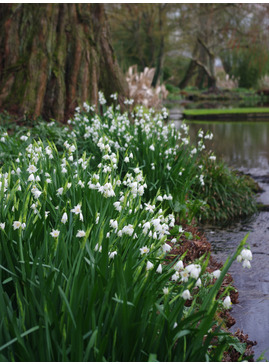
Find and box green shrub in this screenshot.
[192,152,257,223]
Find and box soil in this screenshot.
[166,223,257,361]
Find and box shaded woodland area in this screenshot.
[1,3,269,120]
[108,4,269,90]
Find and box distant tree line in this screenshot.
[107,3,269,89]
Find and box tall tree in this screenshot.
[177,4,236,89]
[0,4,128,122]
[107,4,170,86]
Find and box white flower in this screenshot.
[69,145,76,153]
[21,223,26,229]
[61,212,68,224]
[140,246,149,255]
[241,248,252,261]
[146,261,154,271]
[27,165,37,174]
[31,186,42,199]
[212,269,221,279]
[195,278,202,287]
[71,204,82,215]
[13,221,21,230]
[182,289,191,300]
[149,144,155,151]
[156,264,162,274]
[28,173,35,182]
[209,155,216,161]
[109,219,118,230]
[185,264,201,279]
[223,296,232,309]
[76,230,86,238]
[94,244,102,252]
[180,270,189,282]
[46,178,52,184]
[0,222,5,230]
[163,287,169,295]
[171,272,180,281]
[122,224,134,236]
[45,211,50,219]
[237,254,243,263]
[174,260,184,271]
[109,251,117,259]
[162,243,172,253]
[124,156,129,163]
[133,167,140,174]
[113,201,122,212]
[57,187,64,196]
[242,259,251,269]
[95,213,100,224]
[50,229,60,238]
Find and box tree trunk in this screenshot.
[151,5,165,88]
[0,4,128,122]
[178,43,198,89]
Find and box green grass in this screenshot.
[184,107,269,116]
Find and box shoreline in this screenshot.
[167,223,257,361]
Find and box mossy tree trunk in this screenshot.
[0,4,128,122]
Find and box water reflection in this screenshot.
[187,121,269,172]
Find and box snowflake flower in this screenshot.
[223,296,232,309]
[71,204,82,215]
[57,187,64,196]
[162,243,172,253]
[146,261,154,271]
[212,269,221,279]
[13,221,21,230]
[182,289,191,300]
[174,260,184,271]
[110,219,118,230]
[50,229,60,238]
[27,165,37,174]
[140,246,149,255]
[76,230,86,238]
[163,287,169,295]
[109,251,117,259]
[61,212,68,224]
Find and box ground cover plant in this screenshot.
[0,93,255,361]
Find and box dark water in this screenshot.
[185,120,269,360]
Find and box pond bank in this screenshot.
[168,115,269,360]
[183,107,269,121]
[169,223,257,360]
[200,171,269,361]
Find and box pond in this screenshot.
[186,120,269,360]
